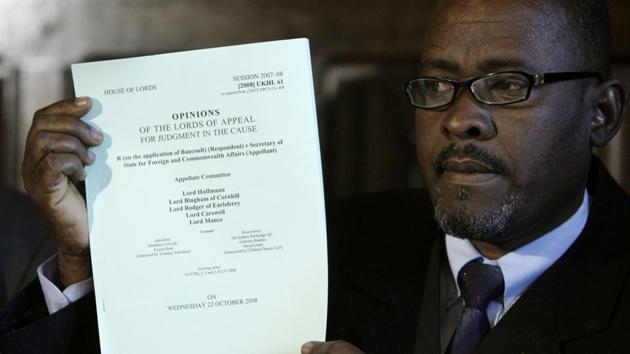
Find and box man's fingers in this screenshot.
[302,341,320,354]
[23,97,101,184]
[23,129,96,185]
[28,153,86,195]
[302,341,364,354]
[28,114,103,147]
[35,97,92,118]
[29,132,95,167]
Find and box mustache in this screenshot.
[432,144,508,175]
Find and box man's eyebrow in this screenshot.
[419,59,460,74]
[418,58,535,75]
[477,59,532,73]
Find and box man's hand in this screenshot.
[22,97,102,288]
[301,341,365,354]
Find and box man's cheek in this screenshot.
[415,142,436,181]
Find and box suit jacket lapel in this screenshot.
[345,234,435,354]
[415,237,442,354]
[476,243,630,354]
[476,158,630,354]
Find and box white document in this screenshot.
[72,38,327,354]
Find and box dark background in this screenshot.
[1,0,628,200]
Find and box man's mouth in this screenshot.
[432,144,508,184]
[442,159,497,174]
[439,156,503,185]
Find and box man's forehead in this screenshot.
[428,0,565,42]
[421,30,544,74]
[421,0,574,73]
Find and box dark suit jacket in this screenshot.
[1,159,628,354]
[327,158,630,354]
[0,187,54,306]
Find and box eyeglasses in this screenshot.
[404,71,602,109]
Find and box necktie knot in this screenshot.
[457,258,504,311]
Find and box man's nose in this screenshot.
[441,92,496,140]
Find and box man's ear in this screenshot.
[590,80,626,147]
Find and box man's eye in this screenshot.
[490,79,527,91]
[428,81,450,92]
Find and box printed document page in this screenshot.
[72,38,327,354]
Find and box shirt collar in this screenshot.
[445,190,590,307]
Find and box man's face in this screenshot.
[416,0,594,244]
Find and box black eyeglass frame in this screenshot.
[404,71,603,110]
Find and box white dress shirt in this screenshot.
[445,190,590,327]
[37,254,94,314]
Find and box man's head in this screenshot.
[413,0,625,249]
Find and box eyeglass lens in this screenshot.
[472,73,530,104]
[407,72,531,108]
[407,79,455,108]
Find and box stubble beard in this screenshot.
[433,185,521,241]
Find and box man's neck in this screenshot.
[470,240,507,260]
[469,190,589,260]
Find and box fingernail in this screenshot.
[301,342,314,354]
[87,150,96,162]
[75,96,90,107]
[91,126,103,141]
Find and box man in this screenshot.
[306,1,629,353]
[1,0,628,353]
